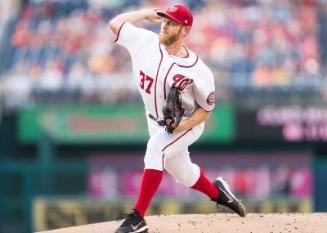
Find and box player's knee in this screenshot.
[172,173,194,187]
[144,156,164,171]
[164,160,200,187]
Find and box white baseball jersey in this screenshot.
[114,22,215,121]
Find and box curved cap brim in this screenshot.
[156,11,182,25]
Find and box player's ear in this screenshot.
[182,26,191,37]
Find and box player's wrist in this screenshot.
[142,9,162,23]
[141,9,154,17]
[177,120,190,131]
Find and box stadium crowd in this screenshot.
[0,0,323,108]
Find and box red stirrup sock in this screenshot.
[191,168,219,200]
[134,169,163,217]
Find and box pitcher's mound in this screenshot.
[37,213,327,233]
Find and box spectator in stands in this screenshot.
[1,0,322,107]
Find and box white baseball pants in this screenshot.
[144,115,205,187]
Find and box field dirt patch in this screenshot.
[38,213,327,233]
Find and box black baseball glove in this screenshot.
[148,87,185,133]
[161,87,185,133]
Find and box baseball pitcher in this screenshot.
[109,4,246,233]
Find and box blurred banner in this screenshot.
[237,106,327,143]
[33,152,313,231]
[18,104,235,144]
[19,104,327,145]
[18,105,147,144]
[88,152,313,201]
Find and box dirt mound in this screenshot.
[37,213,327,233]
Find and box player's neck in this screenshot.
[165,42,188,58]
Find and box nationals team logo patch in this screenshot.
[207,92,215,105]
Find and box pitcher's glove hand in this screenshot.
[161,87,185,134]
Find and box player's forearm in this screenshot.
[177,107,211,132]
[109,9,156,34]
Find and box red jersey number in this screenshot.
[140,71,154,94]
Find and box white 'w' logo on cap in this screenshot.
[168,7,177,12]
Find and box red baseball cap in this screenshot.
[157,5,193,27]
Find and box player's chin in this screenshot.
[160,37,174,46]
[159,34,166,43]
[159,33,171,43]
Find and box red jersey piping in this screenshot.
[113,22,126,43]
[154,43,164,117]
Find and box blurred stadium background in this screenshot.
[0,0,327,232]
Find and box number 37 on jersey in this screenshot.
[139,70,193,94]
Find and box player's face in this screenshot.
[159,18,184,46]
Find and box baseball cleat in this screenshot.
[115,209,148,233]
[213,177,247,217]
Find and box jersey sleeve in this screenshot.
[193,69,216,111]
[114,22,158,55]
